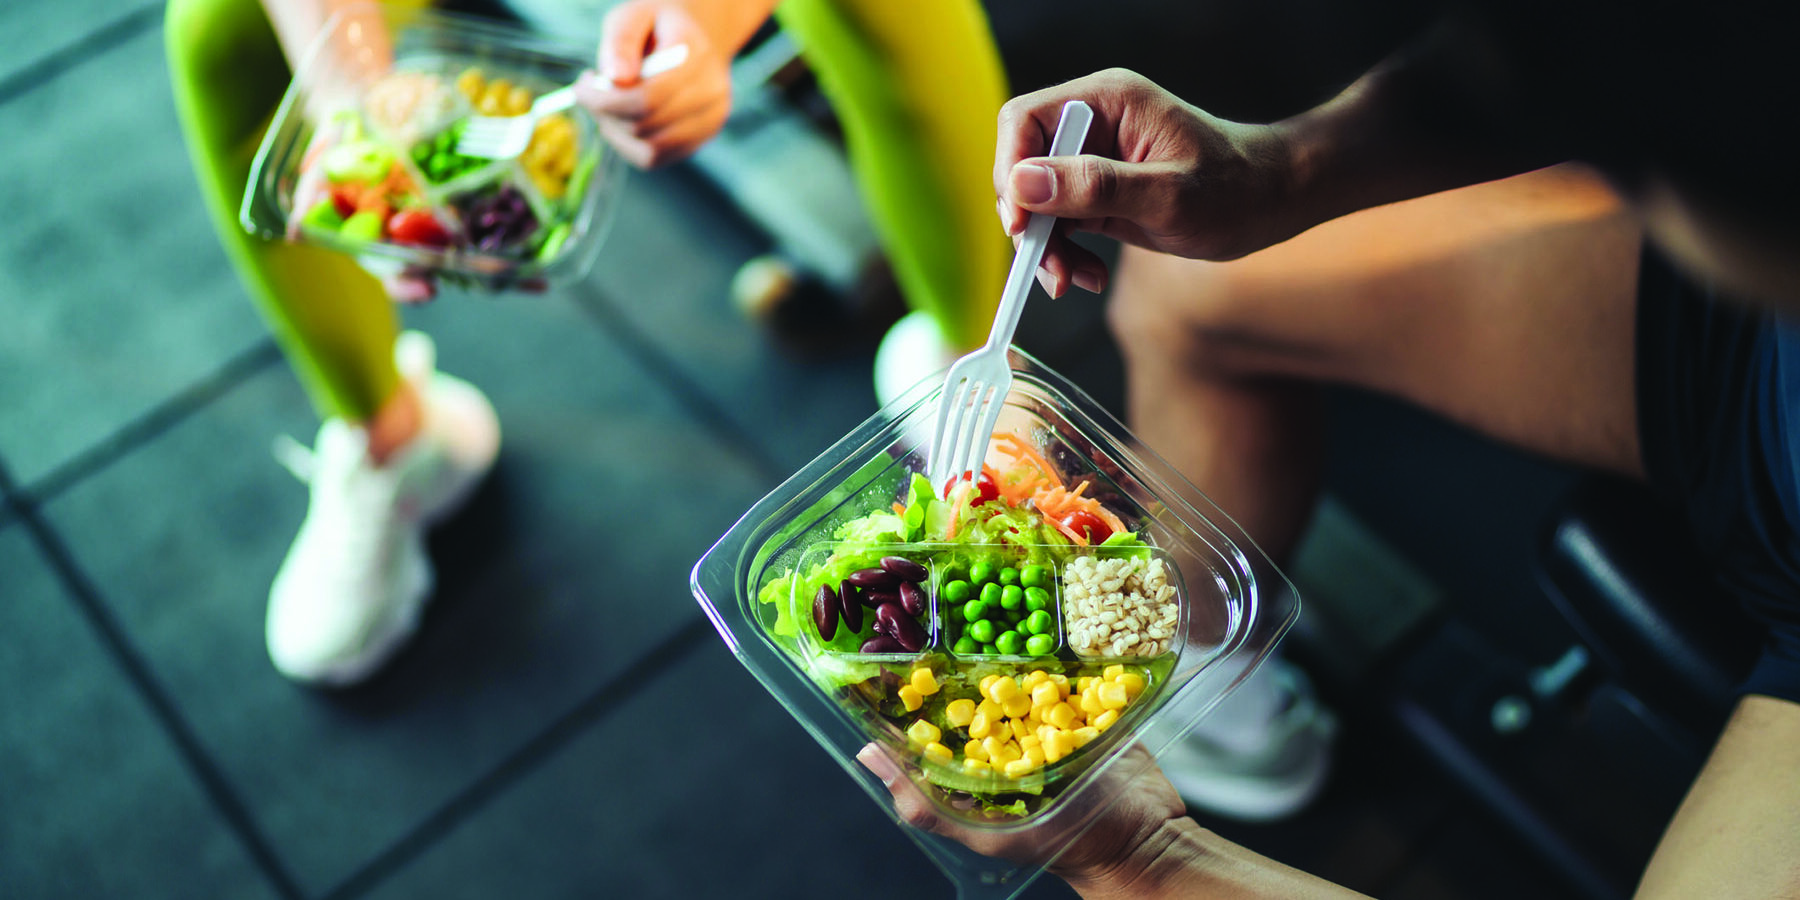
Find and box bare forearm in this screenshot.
[664,0,776,55]
[1270,34,1555,241]
[1065,817,1375,900]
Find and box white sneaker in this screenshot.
[1159,660,1338,823]
[265,332,500,686]
[873,309,963,408]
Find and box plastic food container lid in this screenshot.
[241,4,625,292]
[691,348,1298,899]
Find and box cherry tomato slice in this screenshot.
[386,208,453,247]
[943,471,1000,506]
[1058,510,1113,543]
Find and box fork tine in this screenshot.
[931,376,971,487]
[961,384,1001,484]
[949,382,994,489]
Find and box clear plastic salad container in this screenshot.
[691,349,1299,898]
[241,4,624,291]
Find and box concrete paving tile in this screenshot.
[582,169,882,477]
[41,294,770,896]
[0,0,159,87]
[363,639,957,899]
[0,25,268,488]
[0,524,279,900]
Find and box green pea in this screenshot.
[979,582,1002,607]
[962,599,987,623]
[1021,564,1049,589]
[943,579,972,603]
[939,562,966,583]
[946,603,964,623]
[953,636,978,655]
[1000,584,1023,611]
[1025,633,1056,656]
[1024,609,1054,635]
[968,618,996,644]
[980,643,999,655]
[995,630,1023,655]
[1024,586,1050,612]
[999,566,1020,586]
[970,560,996,585]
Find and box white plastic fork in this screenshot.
[927,99,1094,492]
[454,43,689,160]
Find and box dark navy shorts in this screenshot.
[1635,246,1800,704]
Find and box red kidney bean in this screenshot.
[876,602,927,652]
[848,567,898,589]
[898,582,926,617]
[839,580,862,611]
[861,635,906,654]
[880,556,929,583]
[839,583,863,633]
[813,585,839,640]
[861,588,898,609]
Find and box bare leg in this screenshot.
[1107,163,1643,561]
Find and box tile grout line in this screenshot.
[319,615,717,900]
[0,456,306,900]
[0,2,163,109]
[20,338,285,510]
[560,287,788,483]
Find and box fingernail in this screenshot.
[857,745,901,787]
[1036,266,1057,298]
[1073,269,1105,294]
[1013,163,1054,206]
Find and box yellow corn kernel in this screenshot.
[1093,709,1120,731]
[1044,740,1065,764]
[1076,676,1096,694]
[1031,682,1061,709]
[1104,664,1126,681]
[1002,693,1033,719]
[922,741,954,764]
[968,711,993,740]
[1099,682,1130,710]
[1037,724,1059,746]
[1046,701,1079,729]
[505,84,533,116]
[986,676,1020,703]
[910,668,941,696]
[1117,671,1147,700]
[898,685,924,712]
[975,698,1003,721]
[455,68,485,101]
[1079,690,1105,716]
[964,739,989,762]
[1049,730,1079,759]
[907,719,942,746]
[1003,758,1039,778]
[962,757,991,773]
[1050,673,1071,694]
[1008,717,1031,741]
[1018,733,1041,751]
[1023,744,1046,766]
[945,698,976,728]
[982,735,1010,762]
[478,80,513,116]
[1021,670,1049,690]
[1072,726,1101,747]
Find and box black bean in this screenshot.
[880,556,929,583]
[898,582,926,617]
[812,585,838,641]
[848,567,899,589]
[860,635,906,654]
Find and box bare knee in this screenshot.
[1105,250,1294,379]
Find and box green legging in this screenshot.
[776,0,1011,353]
[166,0,1009,421]
[166,0,401,423]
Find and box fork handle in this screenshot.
[985,100,1094,352]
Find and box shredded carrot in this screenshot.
[892,501,906,516]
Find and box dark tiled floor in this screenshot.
[3,4,1689,900]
